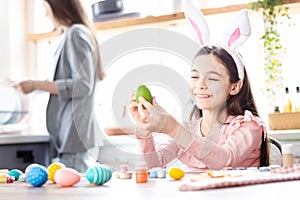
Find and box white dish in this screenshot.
[0,84,28,125]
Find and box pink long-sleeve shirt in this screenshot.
[138,110,267,170]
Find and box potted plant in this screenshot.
[249,0,290,113]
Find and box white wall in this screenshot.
[0,1,10,78]
[0,0,27,81]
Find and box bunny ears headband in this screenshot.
[184,1,251,80]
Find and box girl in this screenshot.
[17,0,104,172]
[128,4,269,171]
[129,45,269,171]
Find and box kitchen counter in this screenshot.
[0,133,49,145]
[269,129,300,141]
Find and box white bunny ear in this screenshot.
[222,9,251,49]
[184,1,210,46]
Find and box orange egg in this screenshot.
[47,162,66,182]
[54,168,81,187]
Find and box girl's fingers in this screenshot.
[128,101,137,109]
[152,96,157,105]
[138,96,153,111]
[129,90,136,101]
[128,91,153,124]
[137,103,150,123]
[137,103,146,118]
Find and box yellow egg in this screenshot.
[168,168,185,180]
[47,162,66,182]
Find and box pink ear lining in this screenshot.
[228,28,241,47]
[188,18,204,45]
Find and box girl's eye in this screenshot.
[190,73,199,79]
[207,77,219,81]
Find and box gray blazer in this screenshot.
[46,24,101,157]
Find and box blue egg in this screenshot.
[85,165,112,185]
[26,165,48,187]
[8,169,23,181]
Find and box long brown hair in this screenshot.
[190,45,269,166]
[45,0,104,80]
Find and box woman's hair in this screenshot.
[45,0,104,80]
[190,45,269,166]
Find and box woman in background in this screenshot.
[17,0,104,172]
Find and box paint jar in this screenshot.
[157,168,166,178]
[282,144,294,167]
[119,164,129,172]
[135,166,148,183]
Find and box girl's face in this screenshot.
[190,54,235,111]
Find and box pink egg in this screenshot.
[54,168,80,187]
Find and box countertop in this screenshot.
[0,172,300,200]
[0,123,49,145]
[269,129,300,141]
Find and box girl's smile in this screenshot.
[193,93,212,98]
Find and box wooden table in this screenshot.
[0,173,300,200]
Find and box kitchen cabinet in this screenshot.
[0,133,50,171]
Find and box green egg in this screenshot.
[8,169,23,181]
[136,85,153,104]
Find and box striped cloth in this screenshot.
[270,163,300,174]
[179,164,300,191]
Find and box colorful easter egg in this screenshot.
[8,169,23,181]
[18,174,27,182]
[6,176,14,183]
[168,168,185,180]
[136,85,153,104]
[0,173,8,183]
[54,168,80,187]
[26,165,48,187]
[47,162,66,182]
[25,163,42,174]
[85,165,112,185]
[0,169,9,173]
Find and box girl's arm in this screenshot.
[175,121,262,169]
[137,136,180,169]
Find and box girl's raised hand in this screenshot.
[128,91,151,138]
[128,93,180,139]
[137,96,180,138]
[128,91,150,124]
